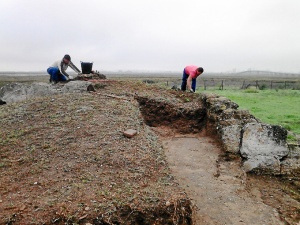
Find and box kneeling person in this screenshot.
[47,54,81,83]
[181,65,204,92]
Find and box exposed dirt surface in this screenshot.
[135,95,206,134]
[160,131,283,224]
[0,80,299,224]
[246,175,300,224]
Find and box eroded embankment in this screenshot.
[135,96,206,134]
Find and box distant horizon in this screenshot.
[0,69,300,75]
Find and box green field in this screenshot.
[199,88,300,139]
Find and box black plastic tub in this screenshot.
[81,62,93,74]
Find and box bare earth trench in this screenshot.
[159,130,285,225]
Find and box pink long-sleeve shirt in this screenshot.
[184,65,198,79]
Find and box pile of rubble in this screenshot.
[74,71,106,81]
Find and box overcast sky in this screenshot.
[0,0,300,73]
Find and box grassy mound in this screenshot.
[0,81,196,224]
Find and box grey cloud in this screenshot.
[0,0,299,73]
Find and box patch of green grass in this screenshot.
[199,89,300,135]
[287,134,298,142]
[0,81,9,88]
[244,89,259,93]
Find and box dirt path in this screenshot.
[162,134,284,225]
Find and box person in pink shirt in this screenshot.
[181,65,204,92]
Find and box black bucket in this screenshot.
[81,62,93,74]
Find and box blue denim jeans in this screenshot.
[47,67,67,82]
[181,69,196,91]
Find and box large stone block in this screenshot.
[220,125,242,153]
[281,144,300,176]
[0,81,93,104]
[287,144,300,158]
[0,82,58,103]
[280,158,300,176]
[206,96,239,114]
[243,156,281,174]
[61,81,92,93]
[240,122,289,172]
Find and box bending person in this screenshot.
[181,65,204,92]
[47,54,81,83]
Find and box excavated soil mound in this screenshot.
[0,83,192,225]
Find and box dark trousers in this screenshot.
[181,69,196,91]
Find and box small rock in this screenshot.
[166,201,171,206]
[79,214,88,220]
[84,206,90,211]
[87,84,96,92]
[219,164,227,170]
[123,129,137,138]
[34,182,38,185]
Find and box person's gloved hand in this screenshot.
[189,88,194,93]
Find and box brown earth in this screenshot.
[0,80,299,224]
[0,81,193,225]
[156,128,300,224]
